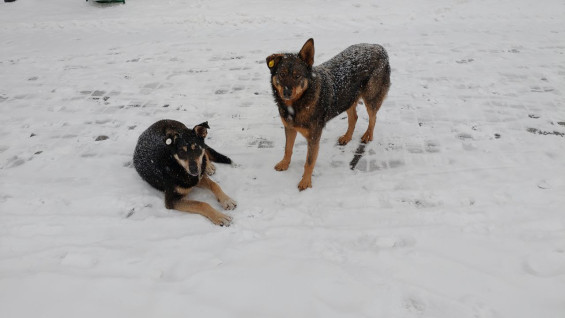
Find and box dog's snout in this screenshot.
[188,160,200,176]
[283,86,292,98]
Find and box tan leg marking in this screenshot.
[360,78,388,143]
[298,132,321,191]
[198,175,237,210]
[275,126,298,171]
[361,107,377,143]
[173,199,232,226]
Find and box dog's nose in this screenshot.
[188,161,200,176]
[283,87,292,99]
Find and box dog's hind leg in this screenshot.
[360,103,377,143]
[361,87,388,143]
[338,102,358,145]
[360,98,382,144]
[361,79,390,143]
[361,61,390,143]
[165,190,232,226]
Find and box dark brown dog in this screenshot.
[267,38,391,190]
[133,120,236,226]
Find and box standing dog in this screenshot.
[133,119,236,226]
[267,38,391,190]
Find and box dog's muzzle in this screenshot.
[187,161,200,176]
[283,87,292,99]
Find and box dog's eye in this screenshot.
[294,74,301,79]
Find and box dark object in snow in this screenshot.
[126,208,135,218]
[133,119,236,226]
[5,0,17,3]
[267,38,391,190]
[349,144,366,170]
[526,128,564,137]
[86,0,125,4]
[95,135,109,141]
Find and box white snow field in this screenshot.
[1,0,564,317]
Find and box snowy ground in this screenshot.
[1,0,564,317]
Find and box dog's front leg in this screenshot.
[298,131,321,191]
[198,175,237,210]
[275,126,297,171]
[174,199,233,226]
[165,190,232,226]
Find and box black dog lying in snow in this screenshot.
[133,119,236,226]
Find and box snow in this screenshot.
[1,0,564,317]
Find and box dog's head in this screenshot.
[165,122,209,177]
[266,38,315,104]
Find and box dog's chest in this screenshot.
[281,107,308,126]
[280,112,313,138]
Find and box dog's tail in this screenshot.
[206,147,232,164]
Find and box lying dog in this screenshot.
[267,38,391,190]
[133,119,236,226]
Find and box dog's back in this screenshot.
[133,120,185,191]
[134,119,232,192]
[317,44,390,120]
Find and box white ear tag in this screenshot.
[166,138,172,145]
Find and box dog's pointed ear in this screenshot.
[193,121,209,138]
[266,54,283,70]
[298,38,315,67]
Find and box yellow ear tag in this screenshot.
[268,60,275,68]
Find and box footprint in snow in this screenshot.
[354,159,405,172]
[4,156,26,169]
[249,138,274,149]
[60,253,97,268]
[523,249,565,277]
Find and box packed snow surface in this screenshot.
[1,0,564,317]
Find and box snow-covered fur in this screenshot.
[133,119,236,226]
[267,38,391,190]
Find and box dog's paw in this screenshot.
[206,162,216,175]
[297,178,312,191]
[338,135,352,145]
[274,160,290,171]
[361,131,373,143]
[220,197,237,210]
[210,211,232,227]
